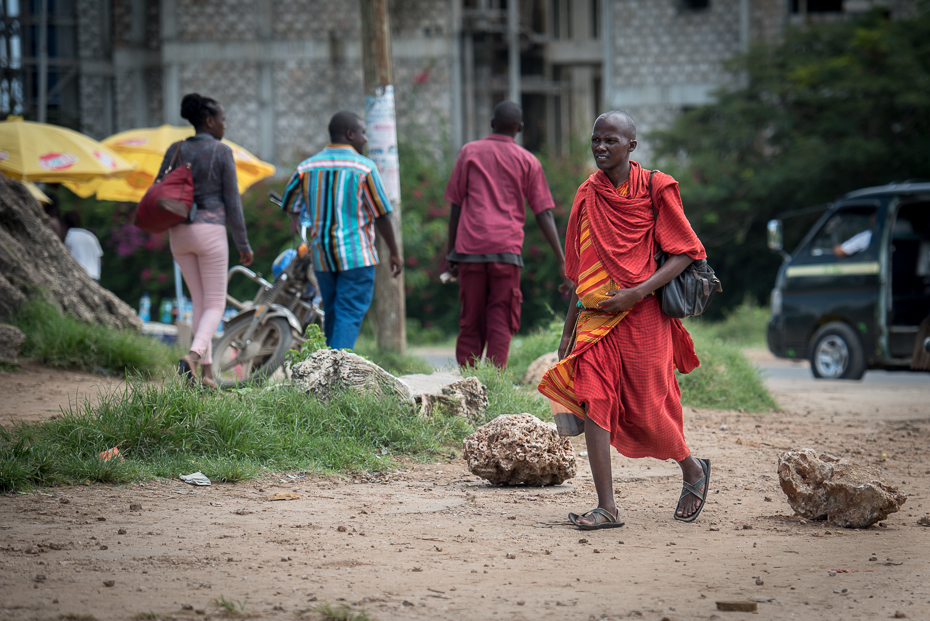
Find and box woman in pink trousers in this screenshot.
[156,93,253,388]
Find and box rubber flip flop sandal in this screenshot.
[569,507,625,530]
[674,458,711,523]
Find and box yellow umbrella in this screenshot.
[23,180,52,204]
[63,125,276,202]
[0,116,135,183]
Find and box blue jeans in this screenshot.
[315,266,376,350]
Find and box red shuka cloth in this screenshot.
[543,163,705,461]
[564,163,706,287]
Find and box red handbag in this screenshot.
[134,142,194,234]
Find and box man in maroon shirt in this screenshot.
[445,101,568,368]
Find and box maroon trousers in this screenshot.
[456,262,522,368]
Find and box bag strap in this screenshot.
[648,169,659,220]
[164,141,183,175]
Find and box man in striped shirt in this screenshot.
[281,111,402,350]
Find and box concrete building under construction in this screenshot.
[1,0,919,166]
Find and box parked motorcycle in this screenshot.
[212,192,323,388]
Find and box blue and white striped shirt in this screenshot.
[280,145,392,272]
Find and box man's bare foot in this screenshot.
[572,506,620,527]
[676,456,709,520]
[200,364,217,389]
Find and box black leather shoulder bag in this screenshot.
[648,170,722,318]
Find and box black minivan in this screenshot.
[766,181,930,379]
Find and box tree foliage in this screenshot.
[651,5,930,310]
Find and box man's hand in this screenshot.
[389,254,403,278]
[597,288,643,314]
[558,261,573,294]
[240,250,254,267]
[447,261,459,278]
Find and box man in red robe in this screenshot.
[539,111,711,528]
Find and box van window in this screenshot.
[809,207,878,258]
[890,202,930,328]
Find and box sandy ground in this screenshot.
[0,361,124,427]
[1,356,929,621]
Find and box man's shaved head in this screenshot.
[328,111,363,142]
[595,110,636,139]
[491,101,523,136]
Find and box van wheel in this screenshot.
[809,322,866,380]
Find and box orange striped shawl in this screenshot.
[538,183,633,417]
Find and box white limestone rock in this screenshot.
[463,414,576,486]
[778,448,906,528]
[290,349,410,402]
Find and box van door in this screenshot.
[781,201,883,361]
[887,198,930,361]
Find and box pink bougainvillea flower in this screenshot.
[141,268,152,280]
[414,70,429,84]
[406,255,418,267]
[412,188,423,199]
[157,273,168,283]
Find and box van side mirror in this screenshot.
[767,219,784,251]
[767,219,790,261]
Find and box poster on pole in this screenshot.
[365,85,401,203]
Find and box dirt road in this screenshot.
[1,362,929,621]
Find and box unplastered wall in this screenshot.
[165,0,454,166]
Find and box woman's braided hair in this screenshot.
[180,93,221,128]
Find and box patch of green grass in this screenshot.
[0,377,473,492]
[11,299,178,377]
[679,330,777,412]
[507,320,561,383]
[313,603,371,621]
[466,361,550,424]
[212,595,250,617]
[685,303,770,348]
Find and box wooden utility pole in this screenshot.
[360,0,406,354]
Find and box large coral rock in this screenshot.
[0,176,141,330]
[522,351,559,385]
[463,414,576,486]
[778,449,906,528]
[290,349,411,402]
[0,324,26,364]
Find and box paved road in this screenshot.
[745,349,930,421]
[757,360,930,385]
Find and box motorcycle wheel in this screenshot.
[214,316,293,388]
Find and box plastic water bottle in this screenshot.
[182,299,193,324]
[139,293,151,323]
[160,299,173,324]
